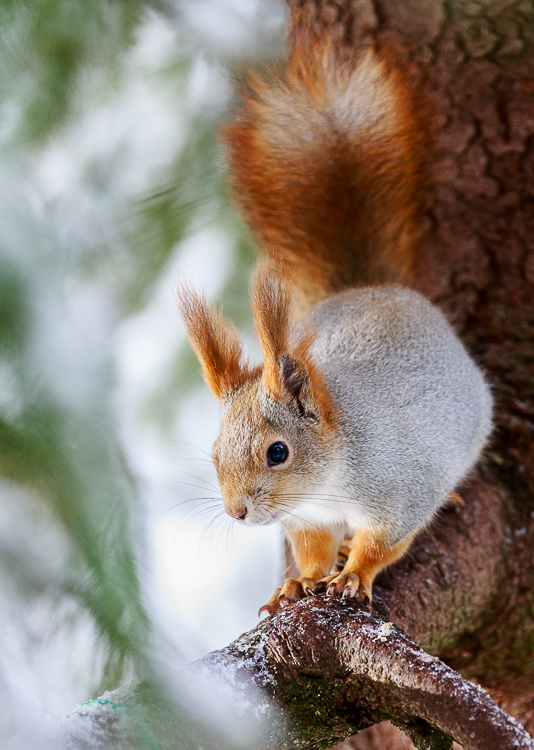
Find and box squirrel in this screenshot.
[177,13,493,614]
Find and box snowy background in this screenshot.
[0,0,287,743]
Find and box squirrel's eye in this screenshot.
[267,441,288,466]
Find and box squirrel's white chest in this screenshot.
[283,459,371,534]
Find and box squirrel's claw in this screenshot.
[300,577,315,595]
[315,572,372,602]
[258,587,282,617]
[312,575,336,594]
[326,572,360,598]
[259,577,314,617]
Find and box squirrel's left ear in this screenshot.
[177,282,252,401]
[252,268,334,423]
[252,266,291,399]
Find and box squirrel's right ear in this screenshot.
[177,283,251,401]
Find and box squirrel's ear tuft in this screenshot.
[177,282,251,401]
[251,268,336,425]
[252,266,291,397]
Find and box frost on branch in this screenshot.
[52,597,533,750]
[190,597,533,750]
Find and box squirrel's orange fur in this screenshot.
[251,267,291,396]
[223,14,422,314]
[176,284,258,400]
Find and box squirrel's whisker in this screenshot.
[275,491,354,501]
[266,502,327,535]
[180,503,224,528]
[273,493,355,506]
[279,518,297,548]
[199,511,228,553]
[171,457,214,464]
[163,480,222,494]
[157,497,222,523]
[167,506,224,552]
[168,468,220,493]
[161,439,213,459]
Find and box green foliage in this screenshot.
[0,0,143,143]
[0,258,27,356]
[0,403,149,654]
[126,111,223,311]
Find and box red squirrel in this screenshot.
[177,13,493,614]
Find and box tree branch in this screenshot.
[56,597,532,750]
[191,597,533,750]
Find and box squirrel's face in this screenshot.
[177,268,336,525]
[213,376,335,525]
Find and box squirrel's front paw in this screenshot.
[314,572,372,602]
[258,577,315,616]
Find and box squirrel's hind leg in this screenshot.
[259,526,340,616]
[314,527,415,602]
[449,491,465,506]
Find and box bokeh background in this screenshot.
[0,0,287,743]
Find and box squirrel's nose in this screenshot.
[231,507,247,521]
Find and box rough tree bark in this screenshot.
[60,1,534,748]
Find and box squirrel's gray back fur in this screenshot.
[306,285,493,542]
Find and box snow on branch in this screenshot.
[192,597,534,750]
[42,595,534,750]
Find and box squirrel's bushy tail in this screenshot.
[223,13,423,312]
